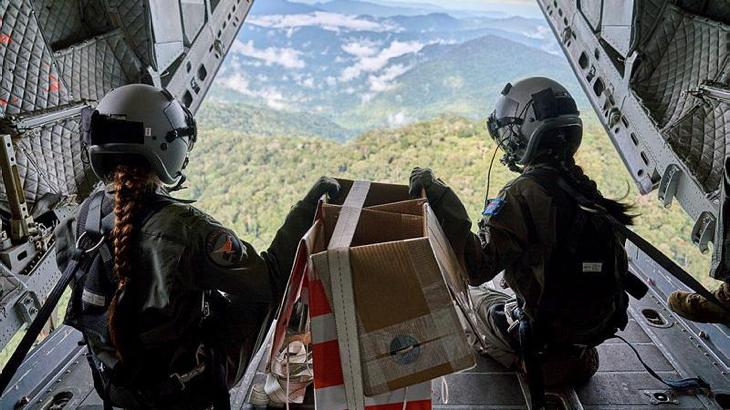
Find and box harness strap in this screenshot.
[0,241,94,395]
[0,191,114,394]
[153,362,207,396]
[84,192,107,238]
[515,307,546,410]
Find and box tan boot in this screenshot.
[667,282,730,325]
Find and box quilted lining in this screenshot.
[5,117,97,206]
[54,29,141,102]
[637,0,670,45]
[0,0,70,116]
[678,0,730,25]
[33,0,114,50]
[33,0,89,49]
[664,98,730,193]
[107,0,153,70]
[632,4,730,128]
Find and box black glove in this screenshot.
[303,176,341,205]
[409,167,443,198]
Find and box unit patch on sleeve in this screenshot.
[483,198,506,216]
[206,229,246,267]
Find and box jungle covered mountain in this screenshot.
[181,113,714,288]
[194,0,714,288]
[209,0,564,131]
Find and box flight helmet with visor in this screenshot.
[487,77,582,171]
[82,84,197,186]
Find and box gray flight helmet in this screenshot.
[486,77,582,168]
[82,84,197,185]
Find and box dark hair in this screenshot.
[557,155,636,225]
[107,164,157,361]
[533,130,636,226]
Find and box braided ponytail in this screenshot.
[558,155,636,226]
[108,164,157,361]
[532,129,636,226]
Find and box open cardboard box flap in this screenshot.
[310,180,475,397]
[320,203,424,247]
[330,178,412,207]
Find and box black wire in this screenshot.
[484,101,532,212]
[614,335,708,390]
[484,144,500,212]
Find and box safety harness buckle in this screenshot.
[75,232,106,254]
[170,362,206,391]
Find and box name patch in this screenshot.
[582,262,603,273]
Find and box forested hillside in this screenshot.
[197,102,358,141]
[180,114,715,288]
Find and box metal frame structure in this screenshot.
[536,0,723,259]
[0,0,255,356]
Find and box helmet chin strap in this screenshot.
[168,174,187,192]
[498,130,526,174]
[167,156,191,192]
[502,156,524,174]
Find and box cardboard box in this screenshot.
[310,179,475,398]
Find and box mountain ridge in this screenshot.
[335,34,583,129]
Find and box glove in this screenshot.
[409,167,442,198]
[303,176,341,205]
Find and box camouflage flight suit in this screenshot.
[420,171,561,369]
[55,188,317,393]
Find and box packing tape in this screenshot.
[329,180,371,249]
[328,180,371,410]
[358,307,472,396]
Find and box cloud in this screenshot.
[342,40,380,58]
[231,40,305,69]
[249,12,401,33]
[299,76,315,88]
[340,41,425,81]
[522,26,551,40]
[388,111,413,128]
[368,64,411,92]
[222,73,288,110]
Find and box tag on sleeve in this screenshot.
[483,198,505,216]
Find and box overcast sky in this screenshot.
[291,0,543,18]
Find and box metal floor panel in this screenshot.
[14,249,730,410]
[15,292,730,409]
[229,282,728,409]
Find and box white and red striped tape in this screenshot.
[306,269,432,410]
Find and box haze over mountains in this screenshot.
[193,0,714,284]
[208,0,577,134]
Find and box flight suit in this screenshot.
[55,188,317,402]
[420,171,563,369]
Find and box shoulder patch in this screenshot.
[483,198,505,216]
[206,229,246,267]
